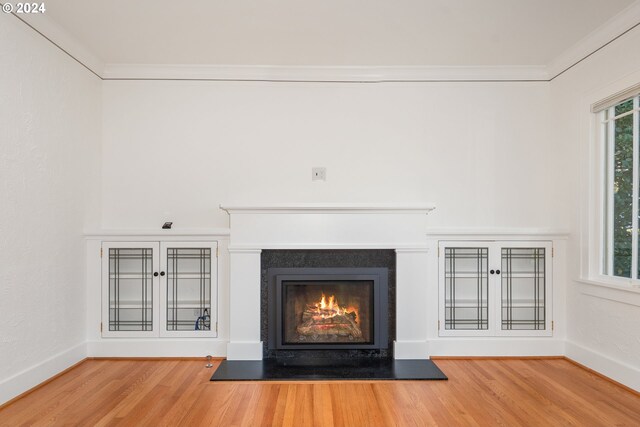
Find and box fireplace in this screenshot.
[268,268,389,351]
[281,278,374,346]
[262,249,395,359]
[222,204,432,361]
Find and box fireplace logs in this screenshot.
[267,267,389,352]
[295,293,363,341]
[298,306,361,340]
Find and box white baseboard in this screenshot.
[427,338,565,357]
[226,342,263,360]
[0,342,87,405]
[4,338,637,407]
[565,341,640,392]
[87,339,227,358]
[394,340,429,359]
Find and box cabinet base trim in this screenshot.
[427,339,565,357]
[87,340,227,358]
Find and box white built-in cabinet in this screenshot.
[438,240,552,337]
[101,241,218,338]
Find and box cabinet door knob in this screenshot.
[496,269,501,275]
[490,270,495,275]
[153,272,159,277]
[160,271,166,276]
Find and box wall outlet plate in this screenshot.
[312,167,326,181]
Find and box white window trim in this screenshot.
[601,99,640,280]
[581,77,640,294]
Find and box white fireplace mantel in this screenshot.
[220,203,436,251]
[221,202,435,360]
[220,203,436,215]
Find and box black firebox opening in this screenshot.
[282,280,375,346]
[269,269,388,351]
[261,250,395,360]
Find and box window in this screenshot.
[602,94,640,278]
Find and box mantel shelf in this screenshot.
[219,203,436,215]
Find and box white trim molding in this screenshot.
[83,229,230,239]
[10,1,640,84]
[228,244,429,251]
[426,227,570,240]
[428,339,565,357]
[394,247,430,253]
[222,203,434,249]
[220,203,435,215]
[548,1,640,79]
[0,342,87,405]
[13,13,104,77]
[102,64,548,82]
[566,340,640,392]
[87,339,227,358]
[227,248,263,254]
[579,67,640,288]
[577,279,640,307]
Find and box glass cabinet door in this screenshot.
[160,242,217,337]
[499,244,552,335]
[101,242,160,337]
[439,240,552,337]
[440,245,491,334]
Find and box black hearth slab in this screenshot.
[210,358,447,381]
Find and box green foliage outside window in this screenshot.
[612,99,635,277]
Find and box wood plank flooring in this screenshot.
[1,358,639,426]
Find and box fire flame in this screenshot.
[314,293,358,322]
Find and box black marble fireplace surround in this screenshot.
[261,249,396,360]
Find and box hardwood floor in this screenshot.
[1,358,639,426]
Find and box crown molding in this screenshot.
[12,0,640,83]
[548,0,640,80]
[14,13,104,77]
[101,64,549,82]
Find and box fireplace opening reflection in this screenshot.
[283,281,374,345]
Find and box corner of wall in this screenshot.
[0,342,87,405]
[566,341,640,392]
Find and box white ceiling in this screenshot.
[34,0,637,67]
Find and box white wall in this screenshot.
[551,24,640,390]
[101,80,562,231]
[0,13,101,403]
[99,67,574,362]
